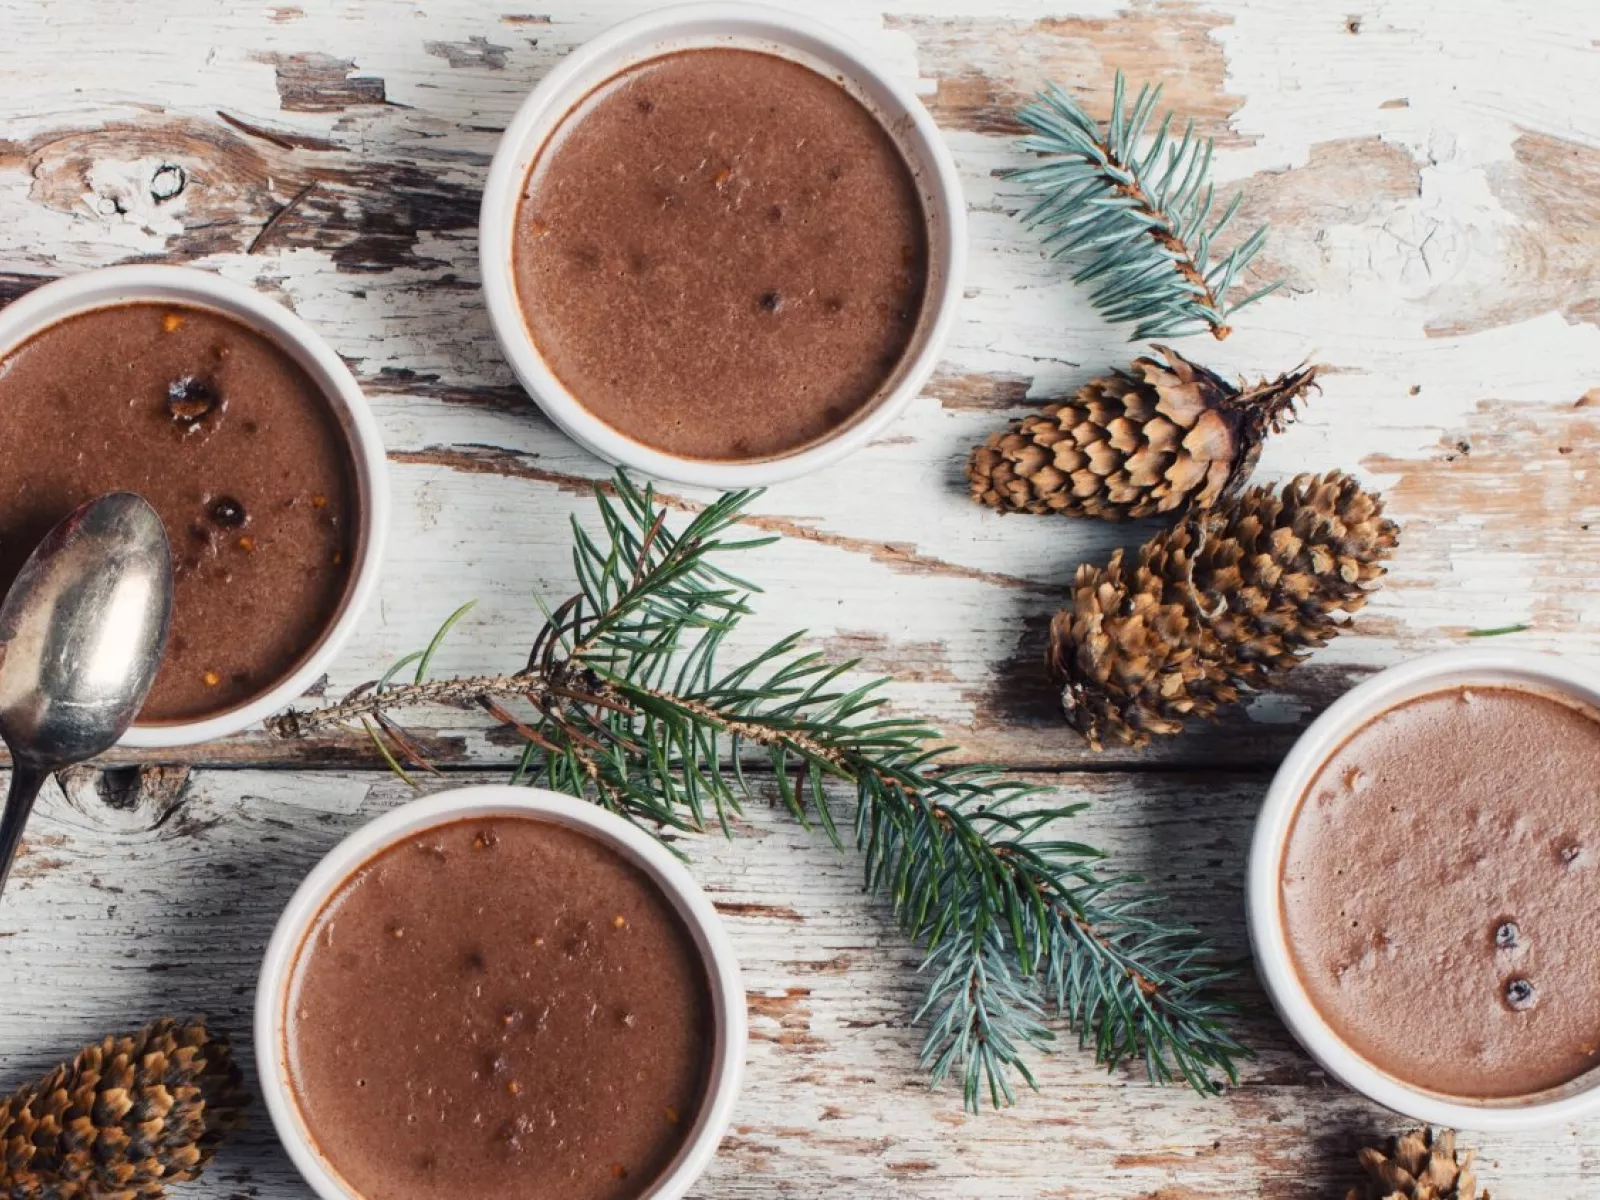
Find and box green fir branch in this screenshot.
[1011,71,1279,341]
[268,472,1248,1110]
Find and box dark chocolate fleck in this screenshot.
[166,375,220,424]
[208,496,247,528]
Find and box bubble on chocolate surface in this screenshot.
[208,495,246,528]
[1505,977,1538,1011]
[165,375,220,424]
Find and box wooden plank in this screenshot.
[0,0,1596,773]
[1,765,1594,1197]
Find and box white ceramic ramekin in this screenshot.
[256,785,746,1200]
[478,2,967,488]
[0,265,388,747]
[1249,648,1600,1131]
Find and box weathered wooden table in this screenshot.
[2,1,1598,1194]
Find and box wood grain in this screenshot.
[1431,131,1600,337]
[0,1,1592,778]
[884,3,1244,140]
[1,0,1599,1194]
[2,765,1595,1198]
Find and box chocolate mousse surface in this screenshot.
[0,302,355,723]
[286,817,712,1200]
[513,47,929,461]
[1281,684,1600,1099]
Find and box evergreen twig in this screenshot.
[1011,71,1278,341]
[269,473,1248,1109]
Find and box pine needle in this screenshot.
[269,471,1248,1110]
[1011,72,1278,341]
[416,600,476,682]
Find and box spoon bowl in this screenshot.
[0,493,173,893]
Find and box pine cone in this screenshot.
[1346,1127,1488,1200]
[1048,471,1399,748]
[0,1017,247,1199]
[967,345,1318,519]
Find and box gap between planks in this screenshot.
[15,757,1277,778]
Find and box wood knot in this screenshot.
[57,764,192,832]
[150,163,188,203]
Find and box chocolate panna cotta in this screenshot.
[1280,684,1600,1100]
[513,46,930,462]
[285,817,713,1200]
[0,302,356,723]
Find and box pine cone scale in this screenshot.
[1347,1127,1488,1200]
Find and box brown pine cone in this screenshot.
[0,1017,247,1199]
[967,345,1318,519]
[1346,1127,1488,1200]
[1048,471,1399,748]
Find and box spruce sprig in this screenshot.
[1012,71,1278,341]
[269,473,1248,1109]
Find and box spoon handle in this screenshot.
[0,763,49,896]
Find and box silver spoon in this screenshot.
[0,493,173,895]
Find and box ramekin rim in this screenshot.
[253,784,747,1200]
[0,264,390,748]
[1247,647,1600,1131]
[476,1,968,488]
